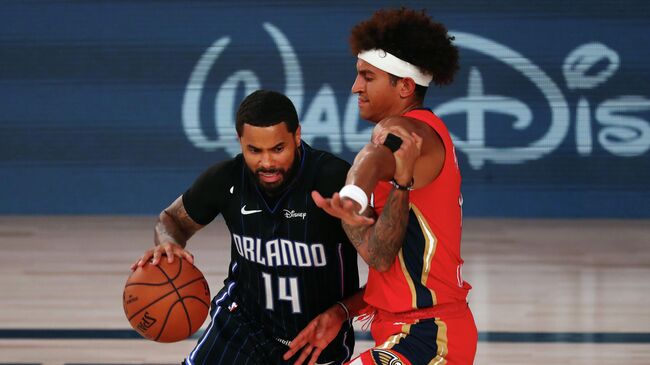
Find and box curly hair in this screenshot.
[350,8,459,88]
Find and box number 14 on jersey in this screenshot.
[261,272,301,313]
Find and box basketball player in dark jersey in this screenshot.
[133,90,359,365]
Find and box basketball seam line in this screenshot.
[155,261,193,341]
[126,276,207,322]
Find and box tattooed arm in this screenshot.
[343,188,410,272]
[313,116,444,272]
[339,132,415,272]
[154,196,204,248]
[131,196,205,269]
[312,127,419,272]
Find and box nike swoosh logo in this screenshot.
[315,362,334,365]
[241,205,262,215]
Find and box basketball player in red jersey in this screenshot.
[284,8,477,365]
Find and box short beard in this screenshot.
[253,148,301,196]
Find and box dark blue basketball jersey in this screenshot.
[182,142,359,363]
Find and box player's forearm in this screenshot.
[154,197,205,249]
[343,187,409,272]
[341,143,409,271]
[367,188,409,271]
[340,286,367,318]
[342,218,372,260]
[346,144,395,192]
[154,210,190,248]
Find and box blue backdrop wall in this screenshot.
[1,0,649,217]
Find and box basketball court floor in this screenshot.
[1,216,649,364]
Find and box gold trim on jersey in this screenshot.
[427,318,449,365]
[397,248,418,308]
[377,322,416,350]
[411,203,439,306]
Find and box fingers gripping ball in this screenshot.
[123,257,210,342]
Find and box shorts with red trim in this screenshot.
[345,302,477,365]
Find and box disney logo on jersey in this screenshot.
[283,209,306,219]
[182,24,649,169]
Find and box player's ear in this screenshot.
[294,125,301,147]
[399,77,417,99]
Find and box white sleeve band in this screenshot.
[339,184,368,214]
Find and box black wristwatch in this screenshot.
[390,178,414,191]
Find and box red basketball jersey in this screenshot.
[364,109,471,313]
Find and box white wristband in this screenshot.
[339,184,368,214]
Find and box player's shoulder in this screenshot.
[304,143,350,177]
[304,142,350,168]
[379,110,438,131]
[194,155,242,185]
[205,155,241,172]
[377,109,447,145]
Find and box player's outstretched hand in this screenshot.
[283,304,347,365]
[130,242,194,271]
[311,191,374,227]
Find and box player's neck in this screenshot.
[400,102,423,115]
[381,100,423,121]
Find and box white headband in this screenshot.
[358,49,433,87]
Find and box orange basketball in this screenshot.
[123,257,211,342]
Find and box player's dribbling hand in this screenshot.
[311,191,375,227]
[130,242,194,271]
[283,304,347,365]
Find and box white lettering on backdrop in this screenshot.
[182,23,650,169]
